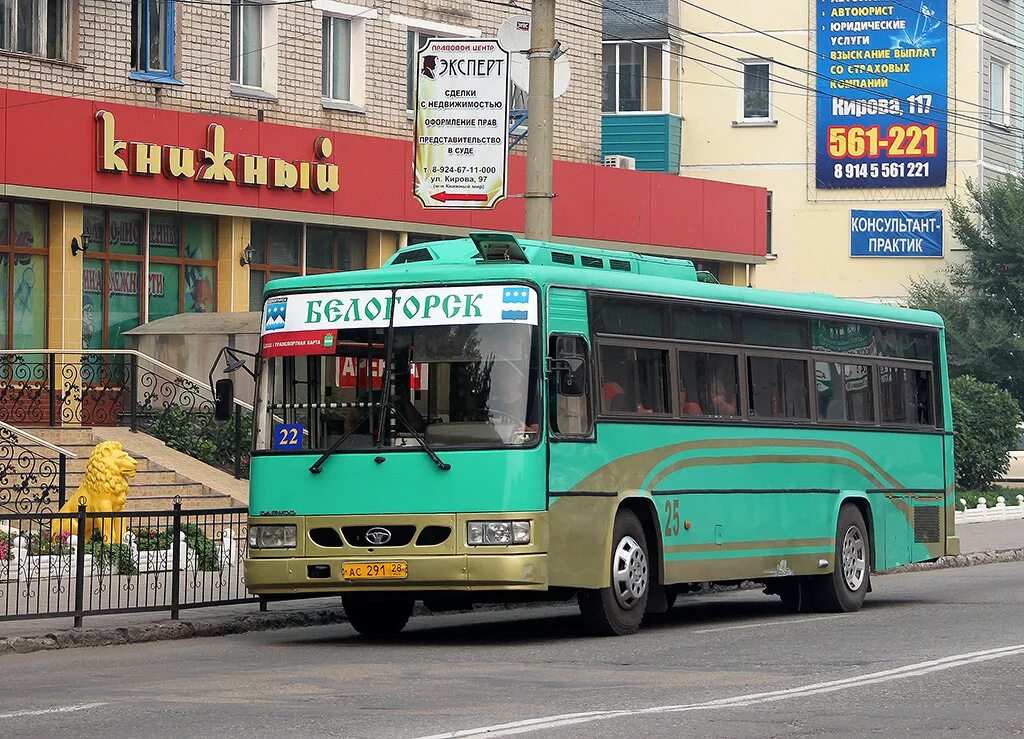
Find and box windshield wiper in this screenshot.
[308,406,374,474]
[388,402,452,472]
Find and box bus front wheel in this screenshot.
[342,594,415,638]
[808,504,870,612]
[578,510,650,636]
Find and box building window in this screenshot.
[766,191,773,255]
[147,213,217,322]
[249,221,300,311]
[322,15,352,102]
[742,61,771,120]
[248,222,368,310]
[991,61,1009,125]
[306,226,366,274]
[82,208,145,350]
[602,41,683,115]
[407,29,443,111]
[315,1,374,108]
[131,0,175,80]
[230,0,264,89]
[0,200,48,350]
[0,0,70,60]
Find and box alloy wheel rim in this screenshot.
[611,535,648,609]
[841,525,866,591]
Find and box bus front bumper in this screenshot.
[245,553,548,594]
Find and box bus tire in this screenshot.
[578,509,650,636]
[809,504,870,613]
[342,594,415,638]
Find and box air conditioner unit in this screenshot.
[603,154,636,170]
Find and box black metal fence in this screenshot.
[0,351,250,479]
[0,502,256,625]
[0,423,71,514]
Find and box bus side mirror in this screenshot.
[555,355,587,397]
[214,378,234,422]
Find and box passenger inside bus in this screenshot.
[678,383,703,415]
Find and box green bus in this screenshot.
[237,233,956,636]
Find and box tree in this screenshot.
[907,175,1024,408]
[949,376,1021,491]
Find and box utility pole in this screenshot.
[524,0,555,241]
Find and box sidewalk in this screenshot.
[1,519,1020,654]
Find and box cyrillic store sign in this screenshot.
[850,210,943,257]
[95,111,340,193]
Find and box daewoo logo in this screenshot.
[364,527,392,545]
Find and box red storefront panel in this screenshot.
[0,87,766,258]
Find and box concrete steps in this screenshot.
[12,427,244,512]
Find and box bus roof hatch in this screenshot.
[470,232,529,264]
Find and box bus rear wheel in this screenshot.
[342,594,415,638]
[808,504,870,613]
[578,510,650,636]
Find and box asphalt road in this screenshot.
[2,563,1023,738]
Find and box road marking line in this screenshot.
[417,644,1024,738]
[0,703,107,719]
[692,614,845,633]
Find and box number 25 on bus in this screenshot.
[216,231,956,637]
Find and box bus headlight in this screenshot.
[467,520,531,546]
[248,525,297,549]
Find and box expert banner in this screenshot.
[815,0,947,189]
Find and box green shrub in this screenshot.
[951,375,1022,491]
[84,541,138,575]
[181,523,221,572]
[146,406,252,478]
[132,527,176,551]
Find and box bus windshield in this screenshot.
[255,321,540,452]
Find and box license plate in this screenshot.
[341,561,408,580]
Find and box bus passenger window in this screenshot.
[677,351,740,417]
[880,366,932,425]
[748,355,810,419]
[599,344,670,415]
[816,361,874,423]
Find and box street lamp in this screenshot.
[239,242,255,266]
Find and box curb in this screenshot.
[2,551,1022,655]
[885,547,1024,574]
[0,606,351,656]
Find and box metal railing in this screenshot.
[0,501,255,625]
[0,350,252,479]
[0,421,77,514]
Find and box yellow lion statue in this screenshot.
[56,441,138,544]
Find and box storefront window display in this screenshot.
[83,208,217,349]
[0,200,48,350]
[148,213,217,322]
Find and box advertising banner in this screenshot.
[816,0,947,189]
[413,38,510,209]
[850,209,943,257]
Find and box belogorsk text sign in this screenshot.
[413,39,510,209]
[816,0,947,189]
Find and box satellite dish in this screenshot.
[498,15,571,99]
